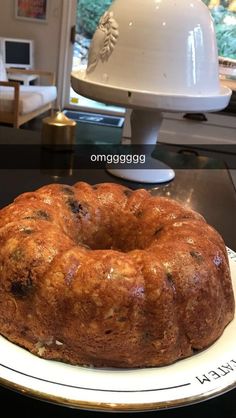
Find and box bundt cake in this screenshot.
[0,182,234,368]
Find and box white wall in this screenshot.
[0,0,63,77]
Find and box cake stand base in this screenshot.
[107,109,175,184]
[107,157,175,183]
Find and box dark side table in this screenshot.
[0,125,236,416]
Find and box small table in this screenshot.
[7,73,38,86]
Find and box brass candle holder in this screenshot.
[42,111,76,149]
[41,111,76,178]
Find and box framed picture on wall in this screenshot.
[15,0,48,23]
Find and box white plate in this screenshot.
[1,249,236,412]
[71,70,232,113]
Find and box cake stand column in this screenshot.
[107,109,175,183]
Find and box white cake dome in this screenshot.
[86,0,220,95]
[71,0,231,112]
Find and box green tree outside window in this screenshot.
[77,0,113,39]
[202,0,236,59]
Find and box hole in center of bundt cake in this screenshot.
[75,215,148,252]
[79,230,142,253]
[65,185,153,252]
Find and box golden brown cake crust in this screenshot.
[0,182,234,368]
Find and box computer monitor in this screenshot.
[0,37,34,69]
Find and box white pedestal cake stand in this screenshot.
[71,70,231,184]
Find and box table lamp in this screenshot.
[71,0,232,183]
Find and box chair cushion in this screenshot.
[0,85,57,114]
[0,54,8,81]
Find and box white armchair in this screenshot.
[0,54,57,128]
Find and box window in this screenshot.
[203,0,236,60]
